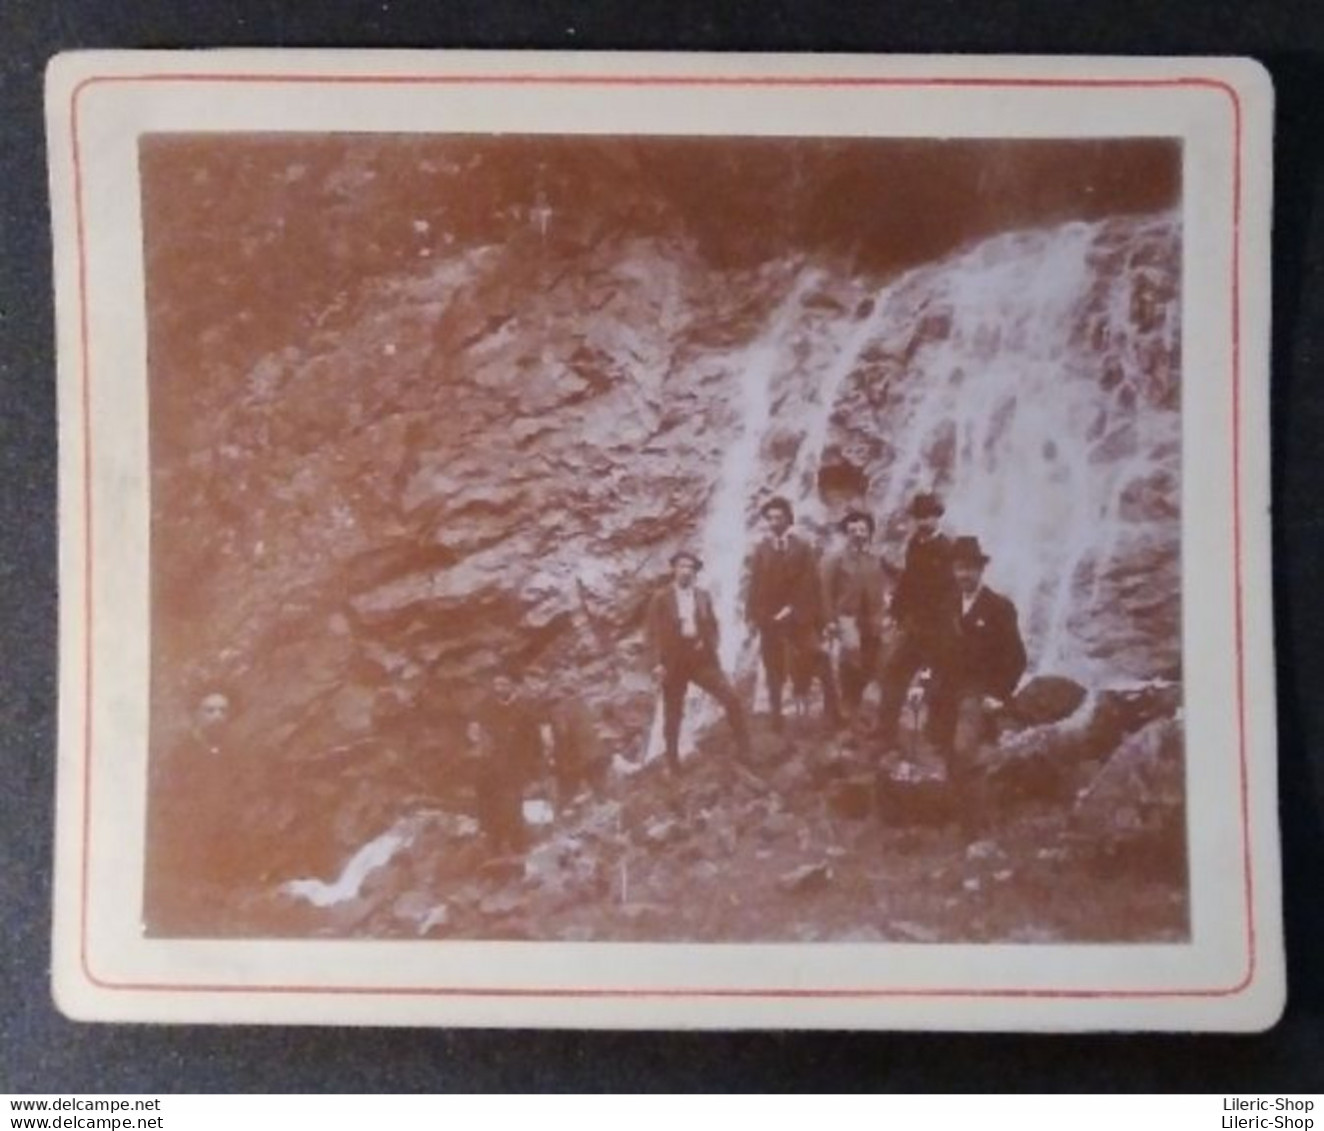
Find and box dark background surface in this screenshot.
[1,0,1321,1093]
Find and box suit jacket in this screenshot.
[473,693,543,788]
[647,584,720,670]
[891,531,956,632]
[821,546,888,634]
[746,533,823,630]
[947,586,1027,700]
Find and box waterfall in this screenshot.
[642,208,1179,760]
[857,212,1181,681]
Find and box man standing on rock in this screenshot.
[877,492,957,750]
[647,550,752,774]
[745,496,839,732]
[468,670,545,856]
[821,509,888,721]
[930,536,1028,839]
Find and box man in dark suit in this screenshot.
[877,492,958,748]
[931,536,1028,838]
[647,550,751,774]
[468,671,545,855]
[745,496,839,731]
[821,508,889,719]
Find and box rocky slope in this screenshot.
[145,141,1186,941]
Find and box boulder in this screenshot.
[1010,675,1088,727]
[777,862,833,894]
[1073,715,1184,840]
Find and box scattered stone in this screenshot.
[523,798,555,826]
[890,920,940,943]
[390,890,435,923]
[418,904,450,934]
[992,869,1014,884]
[477,891,522,917]
[642,817,681,846]
[777,862,833,894]
[962,877,982,893]
[966,839,1001,862]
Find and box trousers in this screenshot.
[660,641,750,770]
[757,620,840,722]
[877,625,948,746]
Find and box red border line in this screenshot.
[70,69,1253,1002]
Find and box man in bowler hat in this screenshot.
[930,536,1027,838]
[877,492,958,748]
[821,509,889,718]
[647,550,751,774]
[745,496,839,731]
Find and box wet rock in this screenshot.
[777,862,833,894]
[1088,684,1182,746]
[1074,716,1183,843]
[986,682,1180,805]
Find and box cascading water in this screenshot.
[668,208,1181,754]
[854,211,1180,683]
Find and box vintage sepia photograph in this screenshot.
[47,50,1281,1029]
[140,130,1187,945]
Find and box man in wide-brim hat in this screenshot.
[929,535,1027,841]
[745,495,839,732]
[878,491,958,748]
[821,508,887,719]
[646,547,750,773]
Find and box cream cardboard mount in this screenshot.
[45,49,1281,1030]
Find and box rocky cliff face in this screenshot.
[147,152,1185,940]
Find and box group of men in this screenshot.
[152,489,1030,915]
[647,491,1028,829]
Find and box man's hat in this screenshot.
[669,550,703,570]
[908,492,945,520]
[839,509,876,536]
[759,495,794,522]
[950,535,990,567]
